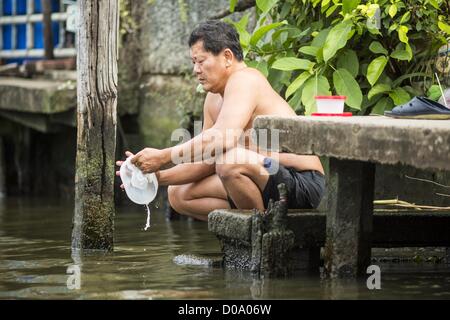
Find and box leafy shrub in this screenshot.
[227,0,450,114]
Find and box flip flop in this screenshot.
[384,96,450,119]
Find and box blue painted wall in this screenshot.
[2,0,61,63]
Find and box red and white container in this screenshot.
[314,96,346,114]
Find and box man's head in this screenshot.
[189,20,244,93]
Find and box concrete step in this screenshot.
[209,209,450,248]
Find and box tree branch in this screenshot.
[209,0,256,20]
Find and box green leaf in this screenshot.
[428,0,440,9]
[285,71,311,99]
[302,76,331,115]
[325,4,339,17]
[272,26,307,42]
[333,68,363,110]
[256,0,279,14]
[272,57,315,71]
[299,46,320,57]
[336,49,359,77]
[398,25,409,43]
[343,0,360,14]
[311,28,330,48]
[388,4,397,18]
[399,12,411,24]
[268,69,290,93]
[416,21,423,31]
[322,0,331,7]
[389,87,410,105]
[369,41,388,55]
[226,14,251,48]
[389,23,398,33]
[438,21,450,35]
[427,85,441,101]
[288,88,303,112]
[367,3,379,18]
[390,48,411,61]
[371,97,393,115]
[230,0,238,12]
[247,60,269,77]
[323,22,353,62]
[366,56,388,86]
[405,43,412,60]
[250,21,287,46]
[368,83,391,100]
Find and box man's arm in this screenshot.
[167,72,257,164]
[132,71,258,173]
[157,163,215,186]
[155,92,219,186]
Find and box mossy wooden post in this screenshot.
[72,0,119,252]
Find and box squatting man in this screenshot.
[116,20,325,221]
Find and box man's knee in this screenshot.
[168,185,186,212]
[215,162,242,182]
[216,147,261,182]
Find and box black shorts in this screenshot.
[228,159,326,210]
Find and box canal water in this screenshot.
[1,196,450,299]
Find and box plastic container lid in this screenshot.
[120,157,158,205]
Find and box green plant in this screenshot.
[226,0,450,115]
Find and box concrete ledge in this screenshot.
[208,209,254,243]
[253,115,450,171]
[209,209,450,248]
[0,77,76,114]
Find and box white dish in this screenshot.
[120,157,158,205]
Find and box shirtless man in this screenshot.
[116,20,325,221]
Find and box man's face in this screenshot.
[190,41,227,93]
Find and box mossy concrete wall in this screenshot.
[137,75,204,149]
[140,0,237,75]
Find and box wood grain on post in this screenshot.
[72,0,119,251]
[42,0,54,60]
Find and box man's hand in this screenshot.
[115,150,161,190]
[116,151,134,190]
[131,147,166,174]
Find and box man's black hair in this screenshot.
[188,20,244,61]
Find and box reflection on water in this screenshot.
[0,197,449,299]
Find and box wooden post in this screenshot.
[42,0,54,60]
[72,0,119,251]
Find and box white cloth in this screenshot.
[120,157,158,205]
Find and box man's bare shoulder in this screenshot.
[227,67,267,87]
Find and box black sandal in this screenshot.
[384,96,450,119]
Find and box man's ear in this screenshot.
[223,49,234,66]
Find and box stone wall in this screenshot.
[140,0,236,75]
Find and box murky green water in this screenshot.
[1,197,450,299]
